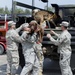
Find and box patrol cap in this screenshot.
[8,21,16,26]
[21,23,29,28]
[60,21,69,27]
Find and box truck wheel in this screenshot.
[0,44,4,55]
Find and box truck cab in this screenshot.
[0,21,8,54]
[0,14,11,54]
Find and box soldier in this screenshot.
[47,21,73,75]
[6,21,23,75]
[20,20,40,75]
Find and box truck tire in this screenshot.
[0,44,4,55]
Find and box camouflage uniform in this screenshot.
[49,30,73,75]
[20,31,40,75]
[6,23,23,75]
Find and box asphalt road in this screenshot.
[0,54,7,75]
[0,54,62,75]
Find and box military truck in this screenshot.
[12,1,75,74]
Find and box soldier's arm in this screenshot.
[11,31,24,43]
[50,36,66,46]
[53,32,60,37]
[16,23,29,33]
[47,34,66,46]
[15,25,23,33]
[50,30,60,37]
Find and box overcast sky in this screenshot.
[0,0,75,9]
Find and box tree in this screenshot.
[0,7,31,15]
[44,5,54,11]
[0,8,4,14]
[4,6,10,14]
[15,7,25,14]
[24,9,31,15]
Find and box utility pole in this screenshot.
[12,0,16,21]
[12,0,14,20]
[47,1,48,10]
[32,0,34,7]
[32,0,35,16]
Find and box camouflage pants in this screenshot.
[7,50,19,75]
[20,51,40,75]
[59,51,73,75]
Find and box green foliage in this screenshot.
[15,7,25,14]
[44,5,54,11]
[24,9,31,15]
[4,6,11,14]
[0,7,4,14]
[0,7,31,15]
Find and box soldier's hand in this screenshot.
[50,30,55,35]
[47,34,51,38]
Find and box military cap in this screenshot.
[8,21,16,26]
[60,21,69,27]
